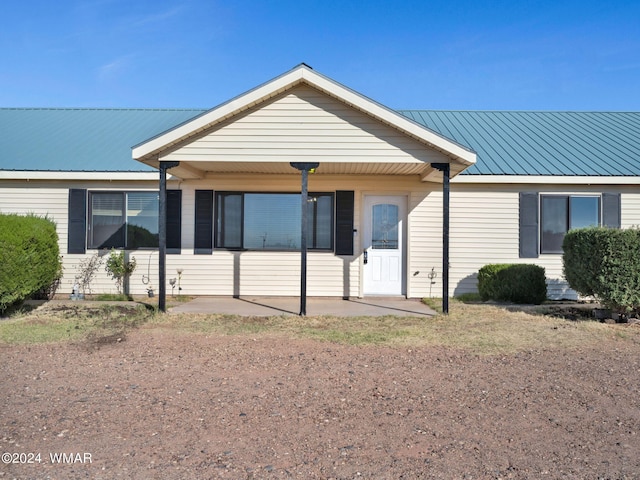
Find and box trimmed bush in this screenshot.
[477,264,509,301]
[563,227,640,312]
[477,263,547,305]
[0,214,62,313]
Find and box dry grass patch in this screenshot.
[147,300,639,354]
[0,303,154,345]
[424,301,617,353]
[2,300,638,354]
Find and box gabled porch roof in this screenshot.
[132,64,476,182]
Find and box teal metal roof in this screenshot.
[399,111,640,176]
[1,108,639,176]
[0,108,204,171]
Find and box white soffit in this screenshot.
[132,65,477,168]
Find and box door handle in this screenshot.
[363,250,368,264]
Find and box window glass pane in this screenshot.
[306,194,333,249]
[372,204,399,249]
[216,193,242,248]
[127,192,159,248]
[570,196,600,229]
[215,192,334,251]
[91,193,124,248]
[244,194,301,250]
[541,196,568,252]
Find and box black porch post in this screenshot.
[158,161,179,312]
[300,169,309,316]
[290,162,319,316]
[432,163,450,314]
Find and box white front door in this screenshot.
[363,195,406,295]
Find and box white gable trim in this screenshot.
[132,65,476,168]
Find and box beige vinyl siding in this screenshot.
[161,86,450,166]
[146,185,640,299]
[0,185,69,258]
[621,191,640,228]
[443,184,640,300]
[450,187,520,296]
[6,176,640,300]
[173,174,409,298]
[407,189,441,298]
[0,180,167,296]
[407,186,531,299]
[3,173,426,298]
[169,252,349,297]
[151,249,355,298]
[445,184,572,299]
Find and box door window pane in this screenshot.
[372,204,399,249]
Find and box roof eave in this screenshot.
[0,170,161,181]
[454,174,640,185]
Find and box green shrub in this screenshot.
[477,263,547,305]
[477,264,508,301]
[0,214,62,313]
[563,227,640,312]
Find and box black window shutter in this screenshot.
[335,190,355,255]
[602,193,621,228]
[194,190,213,254]
[67,189,87,254]
[166,190,182,254]
[519,192,539,258]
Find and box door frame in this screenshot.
[360,193,408,296]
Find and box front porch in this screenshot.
[168,296,436,317]
[131,65,477,313]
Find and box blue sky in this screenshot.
[1,0,639,110]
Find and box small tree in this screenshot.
[75,252,103,296]
[105,249,136,294]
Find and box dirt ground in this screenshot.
[2,325,640,479]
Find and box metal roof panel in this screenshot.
[0,108,204,171]
[1,108,639,176]
[399,111,640,176]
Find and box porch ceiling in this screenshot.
[161,160,463,182]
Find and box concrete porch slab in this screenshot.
[168,296,436,317]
